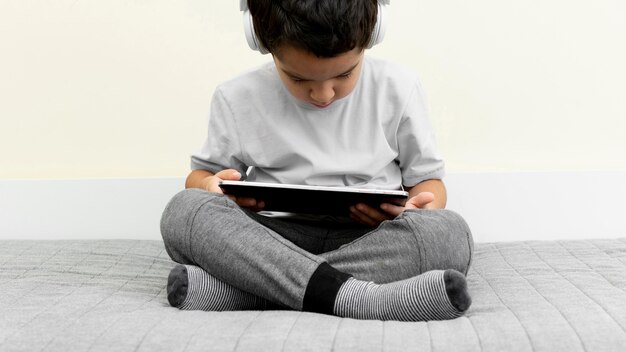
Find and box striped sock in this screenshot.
[167,264,270,311]
[333,269,471,321]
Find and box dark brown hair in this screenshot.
[247,0,378,57]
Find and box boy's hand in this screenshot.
[204,169,266,212]
[349,192,435,227]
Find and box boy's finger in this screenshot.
[405,192,435,209]
[380,203,403,216]
[236,197,258,207]
[414,192,435,207]
[349,209,375,227]
[215,169,242,180]
[351,204,389,225]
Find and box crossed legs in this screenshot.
[160,189,473,321]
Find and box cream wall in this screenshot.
[1,0,625,179]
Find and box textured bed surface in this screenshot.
[1,238,625,352]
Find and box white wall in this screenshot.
[2,0,625,179]
[1,1,625,241]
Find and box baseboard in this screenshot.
[0,177,185,241]
[1,172,624,242]
[445,171,625,242]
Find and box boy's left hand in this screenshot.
[349,192,435,227]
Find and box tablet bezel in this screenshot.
[218,180,408,217]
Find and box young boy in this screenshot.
[161,0,474,321]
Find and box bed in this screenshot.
[1,238,625,351]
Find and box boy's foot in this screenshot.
[333,269,471,321]
[167,264,270,311]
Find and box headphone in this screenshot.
[239,0,390,54]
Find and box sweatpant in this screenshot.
[160,188,473,314]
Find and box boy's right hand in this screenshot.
[203,169,266,212]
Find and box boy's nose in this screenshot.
[310,83,335,104]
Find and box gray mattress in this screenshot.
[1,239,625,352]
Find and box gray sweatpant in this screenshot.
[161,189,473,312]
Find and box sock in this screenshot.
[167,264,270,311]
[333,269,471,321]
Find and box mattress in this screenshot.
[1,238,625,351]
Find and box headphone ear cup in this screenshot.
[242,9,270,54]
[368,1,389,48]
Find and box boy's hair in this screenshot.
[247,0,378,58]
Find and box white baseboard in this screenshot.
[0,178,185,241]
[445,171,625,242]
[1,172,624,242]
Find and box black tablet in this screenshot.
[218,180,408,217]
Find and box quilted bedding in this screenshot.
[1,238,625,352]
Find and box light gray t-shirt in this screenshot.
[191,56,444,190]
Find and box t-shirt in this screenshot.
[191,56,444,190]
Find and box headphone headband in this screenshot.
[240,0,390,54]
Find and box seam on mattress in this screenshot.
[582,240,626,292]
[1,241,117,347]
[13,242,67,280]
[426,321,433,352]
[82,307,130,352]
[2,245,68,312]
[147,249,171,305]
[3,243,73,348]
[132,310,171,352]
[614,238,626,265]
[380,320,385,352]
[181,321,206,352]
[380,321,387,352]
[151,280,167,304]
[329,317,344,352]
[51,241,144,343]
[495,243,587,351]
[598,239,626,264]
[472,266,535,351]
[0,241,36,269]
[232,310,264,352]
[466,317,484,351]
[541,241,626,334]
[125,250,170,312]
[280,311,303,352]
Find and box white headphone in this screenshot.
[239,0,390,54]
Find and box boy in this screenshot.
[161,0,473,321]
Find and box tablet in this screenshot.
[218,180,409,217]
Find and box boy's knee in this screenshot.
[160,189,222,263]
[401,209,474,275]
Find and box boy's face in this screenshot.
[272,46,364,109]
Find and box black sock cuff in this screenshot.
[302,262,352,314]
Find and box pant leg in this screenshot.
[321,209,474,283]
[160,189,349,312]
[242,212,336,255]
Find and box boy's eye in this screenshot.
[339,72,353,79]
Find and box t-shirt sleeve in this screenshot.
[190,88,248,175]
[396,80,445,187]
